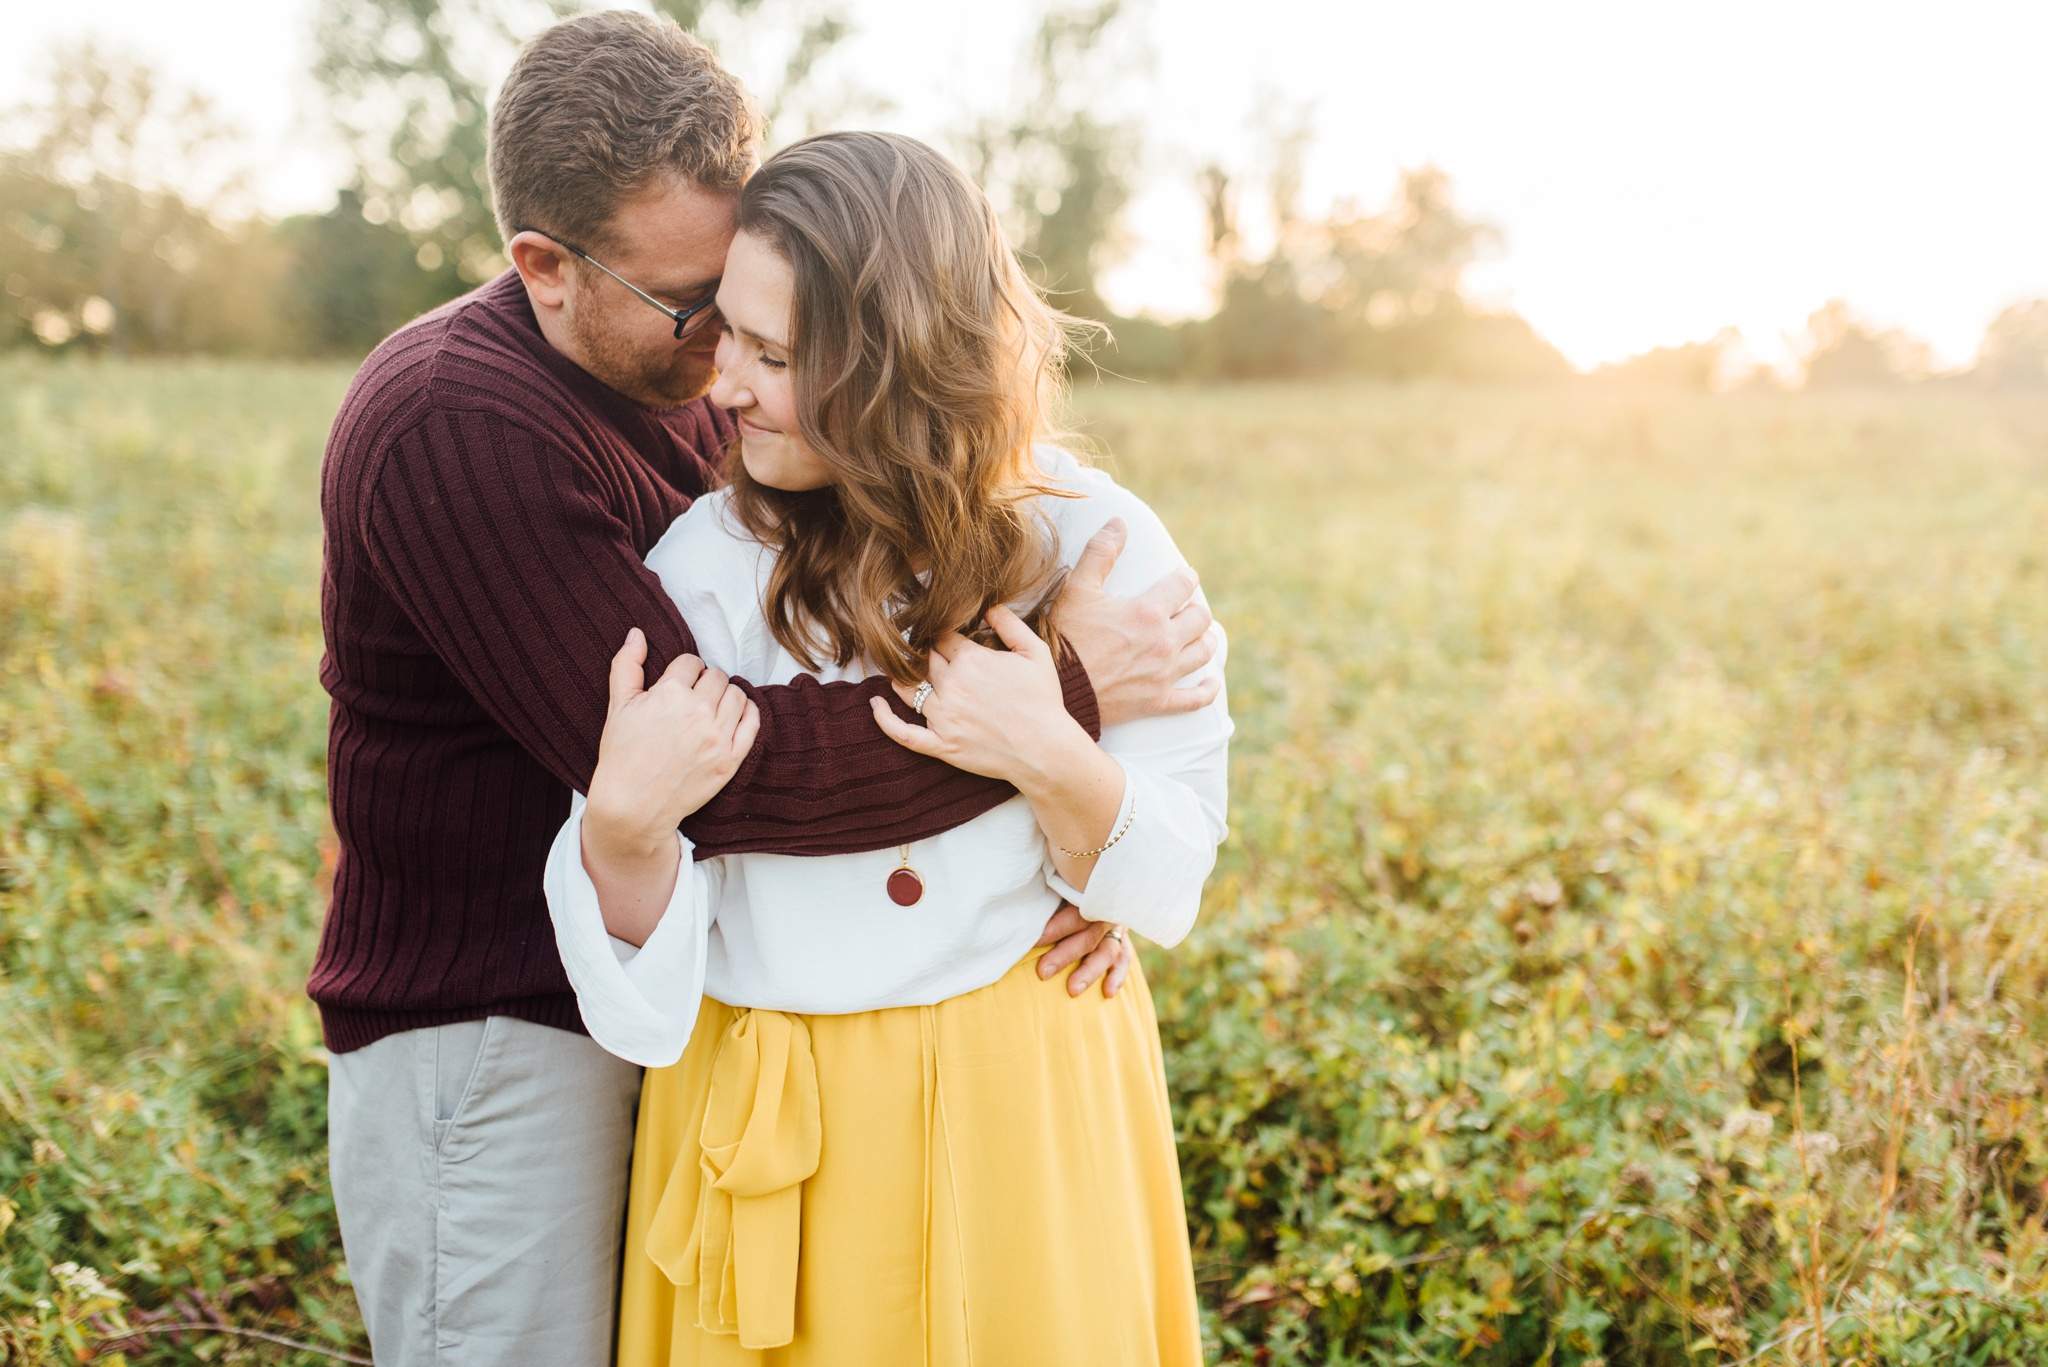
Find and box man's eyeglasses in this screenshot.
[523,229,720,340]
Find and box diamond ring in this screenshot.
[911,681,935,715]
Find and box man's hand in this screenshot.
[1035,902,1134,998]
[1056,518,1220,728]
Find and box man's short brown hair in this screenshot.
[489,10,760,250]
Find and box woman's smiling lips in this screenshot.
[737,415,779,437]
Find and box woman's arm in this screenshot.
[358,416,1166,865]
[880,608,1131,893]
[871,606,1230,945]
[870,477,1231,947]
[541,628,755,1067]
[580,629,758,944]
[546,793,723,1067]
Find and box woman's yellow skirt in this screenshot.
[616,948,1202,1367]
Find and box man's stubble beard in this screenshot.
[567,305,719,411]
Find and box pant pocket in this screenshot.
[432,1018,492,1152]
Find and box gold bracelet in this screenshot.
[1056,794,1136,860]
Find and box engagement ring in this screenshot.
[911,681,935,715]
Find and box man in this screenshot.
[313,11,1217,1366]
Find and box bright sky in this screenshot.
[5,0,2045,370]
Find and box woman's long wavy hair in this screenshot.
[723,130,1084,686]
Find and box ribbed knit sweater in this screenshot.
[312,271,1099,1053]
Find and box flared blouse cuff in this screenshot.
[1043,758,1213,949]
[543,795,714,1067]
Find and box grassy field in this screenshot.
[3,359,2047,1365]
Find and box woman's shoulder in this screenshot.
[646,488,758,581]
[642,489,776,676]
[1029,444,1189,588]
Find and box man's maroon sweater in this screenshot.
[313,272,1098,1052]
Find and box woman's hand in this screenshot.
[582,628,759,944]
[867,605,1088,786]
[1036,902,1134,998]
[872,606,1126,893]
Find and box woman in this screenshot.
[544,130,1230,1365]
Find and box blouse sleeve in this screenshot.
[543,791,724,1066]
[1042,472,1232,948]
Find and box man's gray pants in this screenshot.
[328,1016,643,1366]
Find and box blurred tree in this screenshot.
[311,0,572,292]
[1184,146,1566,383]
[276,189,470,356]
[1182,103,1330,378]
[1972,299,2048,390]
[966,2,1141,324]
[1799,299,1931,389]
[304,0,859,347]
[1322,168,1492,324]
[1593,329,1744,391]
[653,1,866,146]
[0,42,285,354]
[312,0,857,271]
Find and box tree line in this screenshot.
[4,1,2046,391]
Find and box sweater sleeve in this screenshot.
[357,412,1100,859]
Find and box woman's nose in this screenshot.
[708,336,747,409]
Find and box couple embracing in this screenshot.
[314,11,1231,1366]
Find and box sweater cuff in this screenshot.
[1056,648,1102,741]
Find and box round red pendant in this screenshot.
[886,867,925,907]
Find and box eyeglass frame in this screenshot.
[519,228,720,340]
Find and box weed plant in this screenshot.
[3,361,2047,1363]
[1096,382,2048,1364]
[2,360,351,1364]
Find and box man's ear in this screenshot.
[507,231,575,313]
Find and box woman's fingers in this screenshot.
[714,680,749,735]
[1038,918,1107,980]
[985,604,1047,659]
[1102,938,1133,997]
[731,698,761,756]
[688,664,730,698]
[1065,928,1123,996]
[607,628,649,715]
[656,651,707,692]
[1035,901,1090,949]
[870,696,946,755]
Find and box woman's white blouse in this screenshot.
[544,447,1232,1066]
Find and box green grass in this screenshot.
[4,359,2048,1364]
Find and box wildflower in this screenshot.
[1720,1109,1773,1144]
[1796,1131,1840,1174]
[51,1261,123,1304]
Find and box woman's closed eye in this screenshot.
[716,322,788,370]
